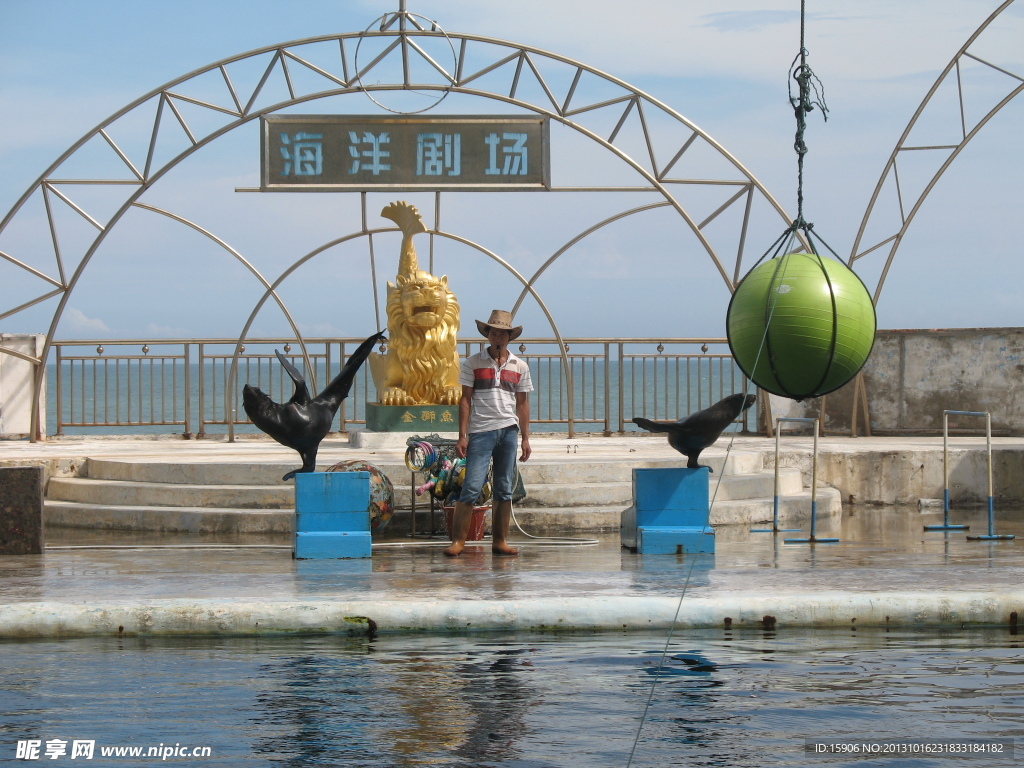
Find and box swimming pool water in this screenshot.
[1,628,1021,767]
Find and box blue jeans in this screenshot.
[458,426,518,504]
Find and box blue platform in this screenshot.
[621,467,713,554]
[294,472,371,559]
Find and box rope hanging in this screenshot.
[748,0,836,270]
[789,0,829,230]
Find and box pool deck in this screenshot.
[2,433,1024,638]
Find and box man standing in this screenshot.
[444,310,533,557]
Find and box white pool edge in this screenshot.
[2,592,1022,638]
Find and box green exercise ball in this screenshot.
[726,252,876,400]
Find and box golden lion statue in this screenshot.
[369,202,462,406]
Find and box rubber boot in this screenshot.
[491,499,518,556]
[444,501,474,556]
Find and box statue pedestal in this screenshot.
[350,403,459,449]
[364,402,458,433]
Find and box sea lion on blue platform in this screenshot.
[243,331,386,480]
[633,393,756,471]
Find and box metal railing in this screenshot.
[47,337,755,437]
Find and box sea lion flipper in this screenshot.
[633,417,676,433]
[318,331,387,411]
[275,350,305,387]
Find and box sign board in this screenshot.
[261,115,550,191]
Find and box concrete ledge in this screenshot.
[2,591,1021,638]
[45,501,294,534]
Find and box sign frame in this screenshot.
[261,114,551,192]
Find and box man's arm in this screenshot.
[455,385,473,458]
[516,391,531,461]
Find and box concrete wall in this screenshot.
[778,447,1024,507]
[773,328,1024,436]
[0,334,45,439]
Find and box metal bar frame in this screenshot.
[0,19,805,442]
[778,417,838,545]
[849,0,1023,305]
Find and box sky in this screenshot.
[1,0,1022,343]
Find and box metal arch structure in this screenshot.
[849,0,1023,303]
[0,6,805,440]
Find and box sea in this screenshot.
[43,356,753,438]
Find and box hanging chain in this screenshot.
[746,0,840,271]
[788,0,829,230]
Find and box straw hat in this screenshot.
[475,309,523,340]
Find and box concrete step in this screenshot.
[47,477,293,509]
[66,461,786,511]
[44,500,293,535]
[44,489,842,536]
[709,487,843,526]
[514,470,803,508]
[519,452,765,483]
[83,451,765,486]
[510,506,623,533]
[42,500,628,537]
[709,469,804,501]
[43,451,831,535]
[85,458,297,486]
[396,505,627,536]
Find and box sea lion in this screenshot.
[632,393,757,471]
[242,331,386,480]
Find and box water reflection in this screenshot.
[1,630,1023,767]
[251,638,535,766]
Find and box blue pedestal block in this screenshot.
[294,472,371,559]
[621,467,713,554]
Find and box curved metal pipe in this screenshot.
[6,26,803,440]
[849,0,1020,303]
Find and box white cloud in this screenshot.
[65,308,111,334]
[144,322,191,338]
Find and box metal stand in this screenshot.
[780,418,839,544]
[924,411,971,532]
[954,412,1014,541]
[751,417,802,534]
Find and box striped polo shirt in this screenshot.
[459,349,534,434]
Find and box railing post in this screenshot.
[227,345,236,443]
[565,343,575,439]
[55,343,63,436]
[183,342,192,438]
[617,342,624,433]
[603,341,611,436]
[197,343,206,438]
[337,340,347,433]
